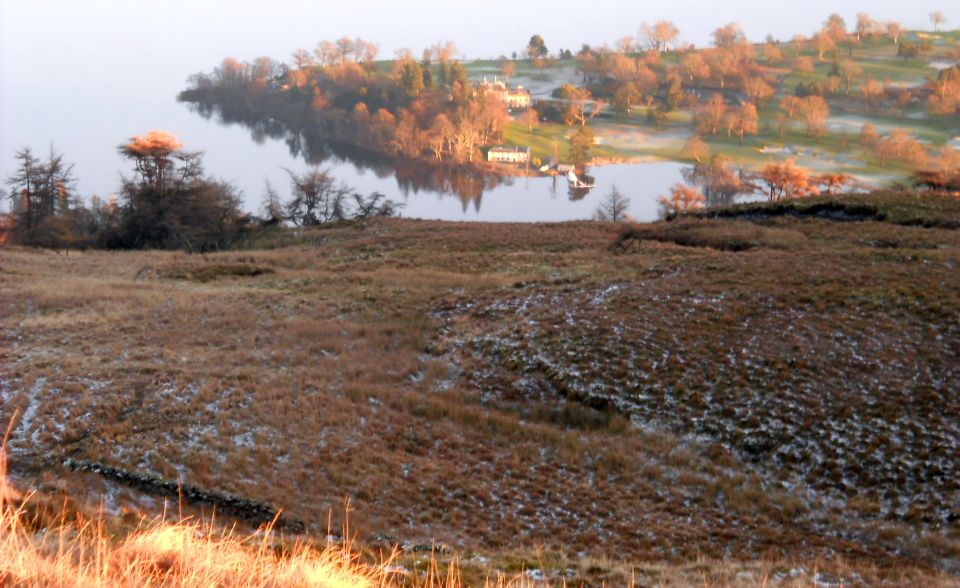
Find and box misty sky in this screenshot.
[0,0,953,203]
[2,0,952,68]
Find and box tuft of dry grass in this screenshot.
[2,440,958,587]
[2,441,529,588]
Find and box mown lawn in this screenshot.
[461,30,959,186]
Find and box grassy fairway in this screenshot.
[466,30,959,185]
[501,121,641,163]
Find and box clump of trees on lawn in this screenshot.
[543,11,960,170]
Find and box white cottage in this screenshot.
[487,146,531,164]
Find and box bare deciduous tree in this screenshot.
[744,76,774,107]
[823,13,848,40]
[681,136,710,163]
[523,107,539,132]
[431,41,458,65]
[837,60,863,95]
[335,37,354,64]
[914,146,960,190]
[861,78,885,111]
[284,168,351,225]
[874,129,927,167]
[797,96,830,138]
[930,11,947,32]
[612,83,642,117]
[500,60,516,83]
[927,66,960,115]
[812,32,836,61]
[858,13,887,40]
[711,23,746,48]
[886,21,903,44]
[695,94,727,136]
[794,56,815,73]
[260,180,284,224]
[640,21,680,52]
[763,42,784,64]
[728,102,759,145]
[594,185,631,222]
[291,48,315,70]
[681,52,711,85]
[616,36,635,54]
[352,191,404,219]
[314,41,337,67]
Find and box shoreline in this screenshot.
[489,155,672,178]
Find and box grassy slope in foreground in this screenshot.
[0,192,958,586]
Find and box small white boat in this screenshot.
[566,167,595,189]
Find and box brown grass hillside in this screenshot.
[1,192,958,586]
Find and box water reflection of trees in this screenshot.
[184,100,762,213]
[182,101,510,209]
[680,158,756,207]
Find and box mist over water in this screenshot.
[0,0,950,220]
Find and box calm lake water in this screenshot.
[5,45,688,223]
[189,97,693,221]
[310,158,686,223]
[6,1,933,222]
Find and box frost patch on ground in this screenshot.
[441,279,960,561]
[10,377,47,451]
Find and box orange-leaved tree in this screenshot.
[117,131,247,250]
[657,183,705,217]
[118,130,184,197]
[761,159,819,201]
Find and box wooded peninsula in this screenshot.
[179,14,960,198]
